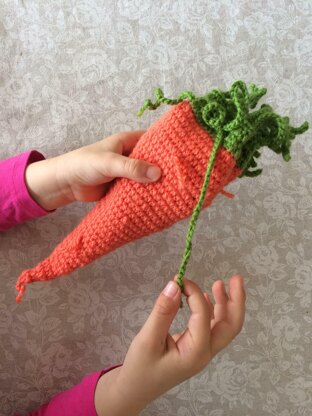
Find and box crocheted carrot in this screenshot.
[16,81,308,302]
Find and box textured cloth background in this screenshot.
[0,1,311,415]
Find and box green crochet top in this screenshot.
[138,81,309,289]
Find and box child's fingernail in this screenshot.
[146,166,161,181]
[163,281,179,298]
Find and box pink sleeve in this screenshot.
[0,150,53,231]
[16,366,122,416]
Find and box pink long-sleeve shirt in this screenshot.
[1,151,117,415]
[0,150,51,231]
[16,370,106,416]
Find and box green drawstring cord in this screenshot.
[176,133,222,290]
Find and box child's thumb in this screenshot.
[141,281,181,341]
[104,153,161,183]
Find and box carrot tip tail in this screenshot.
[16,270,34,303]
[16,285,26,303]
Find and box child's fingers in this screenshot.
[211,280,228,323]
[228,275,246,330]
[210,275,246,357]
[229,275,246,305]
[212,280,228,304]
[108,131,146,155]
[203,292,214,320]
[177,279,211,351]
[140,280,181,347]
[100,153,161,183]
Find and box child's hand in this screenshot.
[95,276,246,416]
[25,131,161,211]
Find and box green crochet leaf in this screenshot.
[138,81,309,177]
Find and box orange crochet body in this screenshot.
[16,101,241,301]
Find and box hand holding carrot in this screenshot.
[25,131,161,211]
[94,275,246,416]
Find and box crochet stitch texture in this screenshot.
[15,81,308,301]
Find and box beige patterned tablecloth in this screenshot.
[0,1,311,415]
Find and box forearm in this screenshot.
[94,367,145,416]
[25,155,74,211]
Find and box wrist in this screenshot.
[25,156,74,211]
[95,366,146,416]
